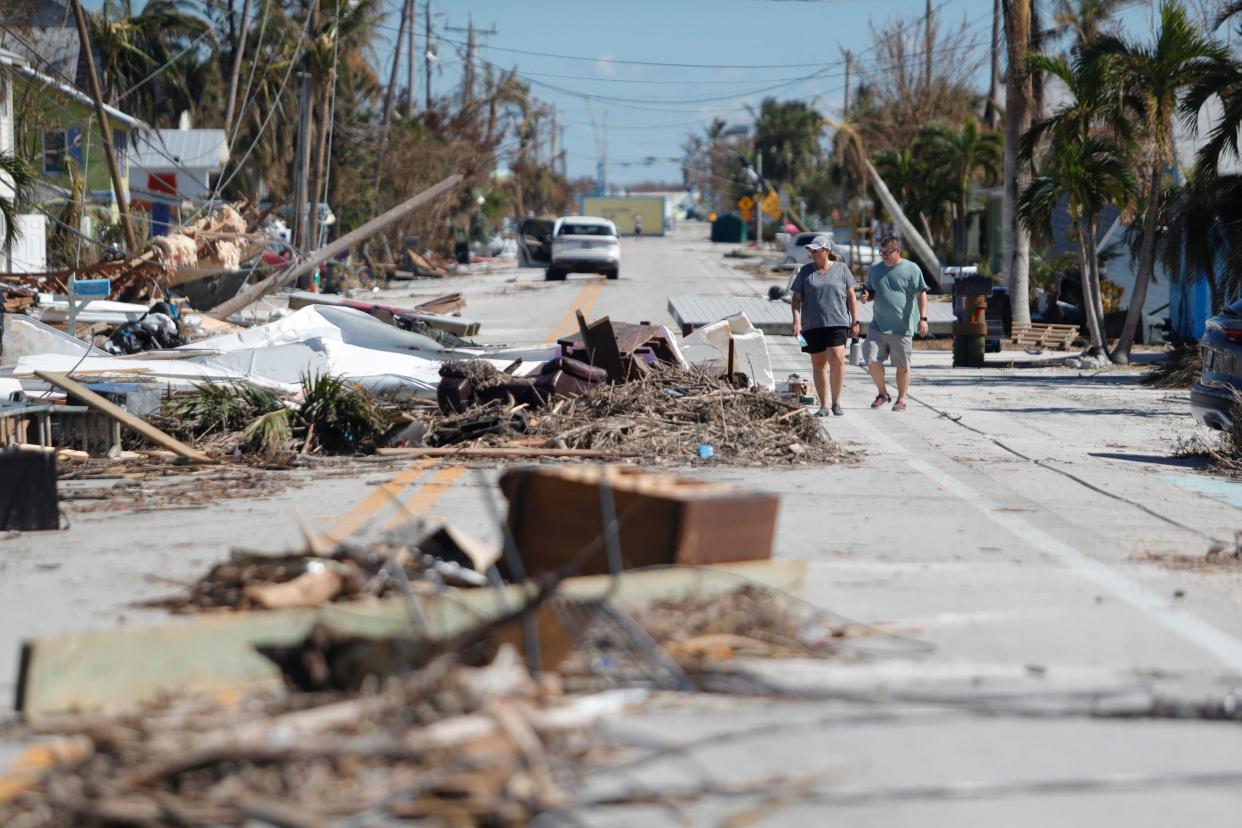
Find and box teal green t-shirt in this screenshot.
[866,259,928,335]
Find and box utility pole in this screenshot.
[985,0,1002,129]
[70,0,138,252]
[406,0,416,115]
[550,104,557,168]
[223,0,255,140]
[380,0,410,127]
[840,49,852,213]
[374,0,410,190]
[292,71,312,252]
[924,0,934,90]
[445,15,496,106]
[755,150,763,248]
[424,1,432,109]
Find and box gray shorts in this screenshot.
[863,329,913,369]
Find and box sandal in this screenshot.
[892,399,907,412]
[870,393,891,409]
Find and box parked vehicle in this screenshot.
[547,216,621,281]
[516,218,554,267]
[784,231,875,266]
[1191,297,1242,429]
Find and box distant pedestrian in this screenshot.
[859,235,928,412]
[633,213,643,238]
[791,234,860,417]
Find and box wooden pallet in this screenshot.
[1011,322,1080,350]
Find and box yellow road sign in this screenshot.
[761,191,781,219]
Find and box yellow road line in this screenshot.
[544,278,603,344]
[328,271,604,538]
[322,459,433,541]
[382,466,469,530]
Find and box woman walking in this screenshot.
[791,235,860,416]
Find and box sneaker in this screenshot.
[831,403,844,416]
[870,393,891,409]
[892,399,907,412]
[815,407,831,418]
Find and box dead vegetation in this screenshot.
[1142,345,1201,389]
[156,374,389,456]
[419,364,853,466]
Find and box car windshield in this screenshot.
[1225,297,1242,317]
[560,224,612,236]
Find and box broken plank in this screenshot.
[33,372,216,464]
[375,446,631,459]
[15,561,806,715]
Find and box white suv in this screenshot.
[547,216,621,281]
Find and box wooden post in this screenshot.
[69,0,138,252]
[208,174,462,319]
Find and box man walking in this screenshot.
[860,235,928,412]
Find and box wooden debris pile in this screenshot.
[416,363,852,466]
[144,537,490,613]
[0,646,601,827]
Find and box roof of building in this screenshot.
[0,26,82,87]
[129,129,229,172]
[14,64,149,130]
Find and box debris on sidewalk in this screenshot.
[144,529,492,613]
[420,363,847,465]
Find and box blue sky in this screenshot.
[87,0,1162,185]
[399,0,1160,185]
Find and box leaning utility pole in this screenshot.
[70,0,138,252]
[223,0,255,139]
[209,175,462,319]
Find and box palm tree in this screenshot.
[917,118,1003,263]
[1019,136,1135,354]
[750,98,824,193]
[1020,48,1133,352]
[1003,0,1036,328]
[1051,0,1125,43]
[1092,0,1229,363]
[0,151,34,251]
[89,0,214,125]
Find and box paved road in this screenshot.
[5,222,1242,823]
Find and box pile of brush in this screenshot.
[157,373,388,455]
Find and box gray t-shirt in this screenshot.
[792,262,855,329]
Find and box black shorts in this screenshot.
[801,326,849,354]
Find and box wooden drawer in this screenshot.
[498,465,778,579]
